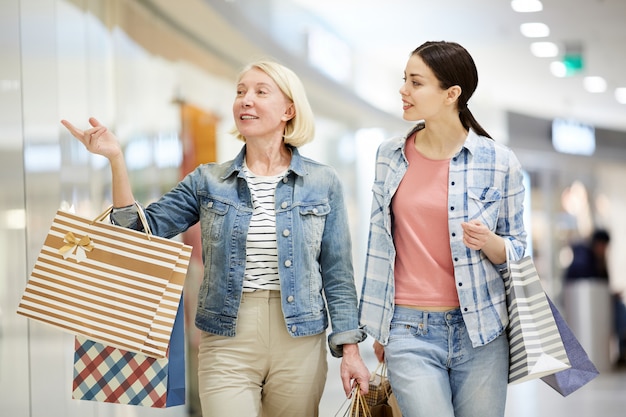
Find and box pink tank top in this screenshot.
[391,138,459,307]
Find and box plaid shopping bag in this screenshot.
[354,363,401,417]
[72,300,185,407]
[359,364,391,409]
[17,206,192,358]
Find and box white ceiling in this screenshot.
[292,0,626,132]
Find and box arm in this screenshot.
[63,117,201,237]
[61,117,135,207]
[319,172,370,395]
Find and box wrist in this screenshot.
[342,343,360,357]
[485,232,506,264]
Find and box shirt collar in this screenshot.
[461,129,482,156]
[394,121,483,158]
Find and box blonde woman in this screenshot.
[63,59,369,417]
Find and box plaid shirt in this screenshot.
[359,124,527,347]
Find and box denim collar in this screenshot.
[221,144,307,180]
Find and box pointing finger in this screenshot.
[60,119,85,140]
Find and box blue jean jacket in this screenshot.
[111,145,365,357]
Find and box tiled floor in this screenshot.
[320,347,626,417]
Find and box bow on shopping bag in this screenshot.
[58,231,94,262]
[17,207,192,358]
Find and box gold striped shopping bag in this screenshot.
[16,207,192,358]
[504,256,571,384]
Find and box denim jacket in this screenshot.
[111,145,365,357]
[359,125,527,347]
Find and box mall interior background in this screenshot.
[2,0,626,416]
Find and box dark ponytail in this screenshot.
[459,107,491,139]
[412,41,493,140]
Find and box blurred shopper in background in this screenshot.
[565,229,626,366]
[359,41,527,417]
[565,229,610,281]
[62,59,369,417]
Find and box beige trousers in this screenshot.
[197,290,328,417]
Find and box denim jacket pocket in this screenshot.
[467,186,501,230]
[199,196,229,241]
[298,202,330,246]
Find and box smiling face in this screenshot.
[233,67,295,143]
[399,54,452,122]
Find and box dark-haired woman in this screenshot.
[359,41,527,417]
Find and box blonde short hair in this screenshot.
[230,60,315,147]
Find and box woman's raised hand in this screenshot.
[61,117,122,161]
[61,117,135,206]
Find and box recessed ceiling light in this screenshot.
[520,23,550,38]
[511,0,543,13]
[615,88,626,104]
[531,42,559,57]
[550,61,567,78]
[583,76,607,93]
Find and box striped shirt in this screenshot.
[242,164,286,292]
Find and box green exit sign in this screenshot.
[563,53,584,76]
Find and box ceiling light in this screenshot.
[511,0,543,13]
[583,76,607,93]
[520,23,550,38]
[615,88,626,104]
[550,61,567,78]
[531,42,558,57]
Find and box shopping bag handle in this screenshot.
[350,386,373,417]
[334,386,373,417]
[92,202,154,240]
[371,361,385,380]
[371,361,392,398]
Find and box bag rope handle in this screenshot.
[92,201,153,240]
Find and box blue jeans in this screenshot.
[385,307,509,417]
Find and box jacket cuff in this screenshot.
[327,327,367,358]
[110,202,144,230]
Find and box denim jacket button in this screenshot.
[291,325,297,333]
[282,229,290,237]
[287,295,294,303]
[281,201,288,209]
[284,259,292,267]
